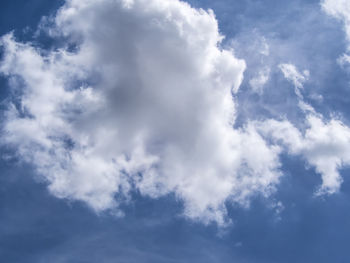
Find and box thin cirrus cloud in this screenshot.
[0,0,350,225]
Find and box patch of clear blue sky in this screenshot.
[1,0,350,262]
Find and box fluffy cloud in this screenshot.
[322,0,350,41]
[255,63,350,194]
[257,115,350,194]
[0,0,284,225]
[322,0,350,65]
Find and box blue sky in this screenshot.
[1,0,350,262]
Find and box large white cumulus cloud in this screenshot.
[0,0,284,224]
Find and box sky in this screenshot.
[1,0,350,262]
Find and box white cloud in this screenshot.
[249,67,270,94]
[0,0,284,225]
[257,115,350,194]
[279,63,315,113]
[322,0,350,42]
[279,64,309,92]
[322,0,350,64]
[257,63,350,194]
[2,0,349,225]
[231,32,271,94]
